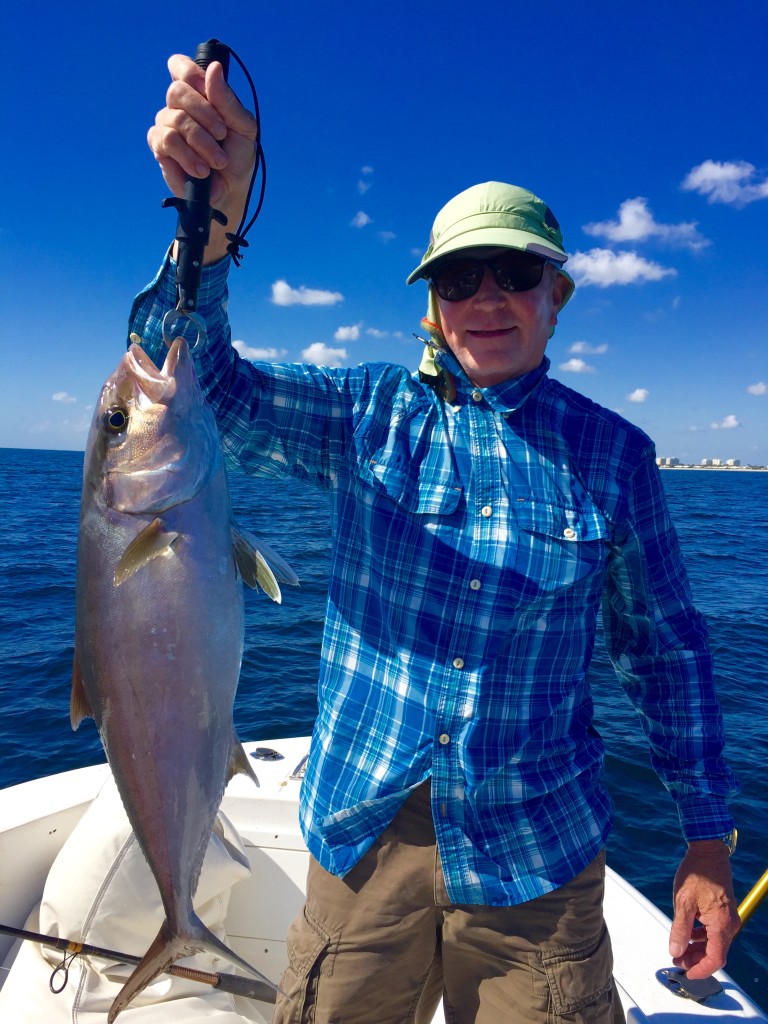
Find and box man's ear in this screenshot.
[547,269,571,340]
[552,269,570,311]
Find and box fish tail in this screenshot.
[106,914,279,1021]
[107,918,189,1022]
[192,914,280,993]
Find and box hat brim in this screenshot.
[406,227,568,285]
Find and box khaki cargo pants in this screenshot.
[272,783,625,1023]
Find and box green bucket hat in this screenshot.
[407,182,574,306]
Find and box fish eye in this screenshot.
[104,407,129,434]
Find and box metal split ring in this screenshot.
[162,308,207,350]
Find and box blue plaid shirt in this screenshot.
[129,255,737,906]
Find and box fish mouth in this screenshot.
[125,338,188,403]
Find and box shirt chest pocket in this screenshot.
[356,409,463,516]
[363,454,463,515]
[514,500,612,594]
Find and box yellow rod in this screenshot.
[737,867,768,928]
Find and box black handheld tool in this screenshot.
[162,39,231,313]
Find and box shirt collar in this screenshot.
[433,349,550,413]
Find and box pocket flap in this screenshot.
[516,501,611,543]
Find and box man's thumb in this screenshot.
[205,63,258,138]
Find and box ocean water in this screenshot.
[0,447,766,1007]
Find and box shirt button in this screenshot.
[469,579,481,590]
[438,733,451,745]
[481,505,493,518]
[471,390,483,402]
[563,527,577,540]
[452,657,465,669]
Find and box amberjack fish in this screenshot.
[71,338,296,1021]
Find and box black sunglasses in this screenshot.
[430,251,551,302]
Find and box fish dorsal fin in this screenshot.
[70,648,93,730]
[228,736,260,787]
[231,527,282,602]
[114,518,179,586]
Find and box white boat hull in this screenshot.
[1,738,765,1022]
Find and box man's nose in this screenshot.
[472,267,506,304]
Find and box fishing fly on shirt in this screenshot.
[161,39,266,348]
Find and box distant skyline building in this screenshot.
[654,456,764,470]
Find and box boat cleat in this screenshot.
[657,967,724,1002]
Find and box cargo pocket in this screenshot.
[273,906,333,1024]
[540,923,615,1021]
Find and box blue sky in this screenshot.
[2,0,767,463]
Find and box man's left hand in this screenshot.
[669,840,741,979]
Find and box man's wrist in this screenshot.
[687,828,737,857]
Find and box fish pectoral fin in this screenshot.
[228,736,260,787]
[114,518,179,586]
[231,526,283,602]
[236,529,300,588]
[70,649,93,730]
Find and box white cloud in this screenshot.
[360,165,373,176]
[300,342,348,366]
[584,197,708,250]
[710,414,741,430]
[232,340,288,361]
[628,388,649,403]
[747,381,767,395]
[357,180,372,194]
[568,249,677,287]
[366,327,388,339]
[334,323,362,342]
[378,231,396,243]
[569,341,608,355]
[351,211,372,228]
[271,280,344,307]
[52,391,77,403]
[682,160,768,206]
[559,358,595,374]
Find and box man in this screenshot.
[135,54,740,1024]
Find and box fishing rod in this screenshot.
[0,922,277,1004]
[162,38,266,345]
[737,865,768,928]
